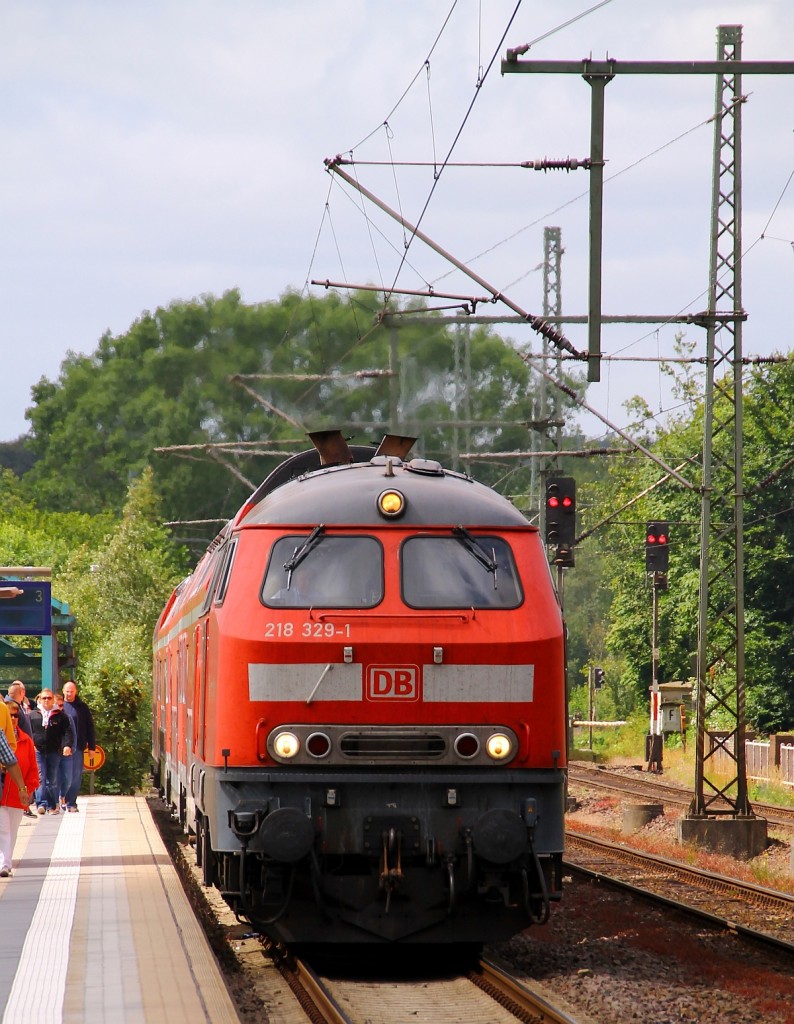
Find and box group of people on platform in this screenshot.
[0,678,96,878]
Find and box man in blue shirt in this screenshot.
[61,681,96,813]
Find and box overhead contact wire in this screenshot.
[384,0,526,298]
[385,124,409,251]
[759,166,794,238]
[348,0,460,152]
[324,171,432,285]
[614,160,794,359]
[350,156,388,295]
[436,105,721,285]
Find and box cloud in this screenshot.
[1,0,792,442]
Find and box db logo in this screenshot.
[366,665,420,701]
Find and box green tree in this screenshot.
[75,624,154,794]
[0,469,117,684]
[0,436,37,477]
[24,289,268,522]
[23,290,583,530]
[0,469,114,575]
[741,360,794,730]
[1,468,186,791]
[585,358,794,732]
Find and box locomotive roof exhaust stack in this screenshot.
[375,435,417,460]
[308,430,417,466]
[309,429,354,466]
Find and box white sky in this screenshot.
[1,1,792,444]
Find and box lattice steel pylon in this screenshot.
[537,226,563,514]
[541,226,563,432]
[538,227,573,590]
[691,25,751,818]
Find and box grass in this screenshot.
[571,717,794,807]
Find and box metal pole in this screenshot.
[693,24,751,818]
[652,582,660,697]
[588,665,594,751]
[583,71,612,382]
[732,39,750,818]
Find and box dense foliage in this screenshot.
[1,470,187,792]
[573,357,794,733]
[0,438,36,477]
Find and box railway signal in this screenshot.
[593,667,604,689]
[645,520,669,574]
[545,477,576,566]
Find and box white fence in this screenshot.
[710,733,794,786]
[746,740,770,781]
[781,743,794,787]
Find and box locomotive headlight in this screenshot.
[485,733,513,761]
[377,489,406,518]
[273,731,300,759]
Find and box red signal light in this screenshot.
[645,520,670,573]
[545,477,576,550]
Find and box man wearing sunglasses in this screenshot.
[29,691,74,815]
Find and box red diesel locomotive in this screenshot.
[153,431,567,947]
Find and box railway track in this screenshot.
[270,948,584,1024]
[568,762,794,828]
[564,829,794,953]
[153,794,794,1024]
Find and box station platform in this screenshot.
[0,795,239,1023]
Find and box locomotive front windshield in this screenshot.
[262,535,383,608]
[402,535,522,609]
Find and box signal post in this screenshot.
[545,477,576,758]
[645,522,668,773]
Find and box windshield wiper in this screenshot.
[453,526,498,589]
[283,524,325,589]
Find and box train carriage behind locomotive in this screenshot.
[153,431,567,946]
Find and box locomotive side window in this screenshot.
[182,548,217,605]
[262,535,383,608]
[210,538,238,607]
[401,535,522,608]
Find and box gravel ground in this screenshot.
[503,769,794,1023]
[495,874,794,1024]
